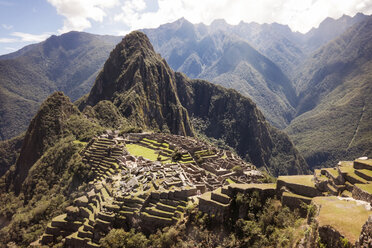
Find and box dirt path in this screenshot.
[347,102,366,150]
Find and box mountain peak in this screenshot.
[119,30,156,55]
[10,92,78,193]
[84,31,194,136]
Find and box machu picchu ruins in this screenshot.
[35,131,264,247]
[32,130,372,247]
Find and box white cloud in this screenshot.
[0,37,17,43]
[0,32,52,44]
[11,32,52,42]
[2,24,13,30]
[112,0,372,33]
[47,0,120,33]
[4,47,16,51]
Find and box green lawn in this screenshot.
[312,196,370,244]
[126,143,169,161]
[226,178,235,184]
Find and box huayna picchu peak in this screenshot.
[0,23,371,248]
[83,31,194,137]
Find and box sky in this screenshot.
[0,0,371,55]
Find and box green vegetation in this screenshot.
[92,100,124,128]
[179,77,308,176]
[0,32,120,140]
[97,192,306,248]
[226,178,235,184]
[286,18,372,169]
[100,228,149,248]
[0,136,92,246]
[232,165,243,175]
[0,134,24,177]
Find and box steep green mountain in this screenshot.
[81,31,307,175]
[286,16,372,168]
[82,31,193,136]
[143,18,299,128]
[0,134,23,177]
[7,92,80,194]
[0,31,120,140]
[0,92,103,246]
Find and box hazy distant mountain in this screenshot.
[0,32,120,140]
[301,13,368,53]
[286,16,372,168]
[143,19,299,128]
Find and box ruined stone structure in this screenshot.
[35,130,372,247]
[36,131,263,247]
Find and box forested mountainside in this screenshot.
[286,16,372,168]
[0,32,120,140]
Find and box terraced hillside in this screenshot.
[277,158,372,247]
[194,158,372,247]
[35,131,263,247]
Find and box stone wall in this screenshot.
[352,185,372,205]
[281,193,311,217]
[358,216,372,247]
[277,179,322,198]
[318,225,345,248]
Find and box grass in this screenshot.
[282,191,312,200]
[73,140,88,146]
[125,143,169,161]
[229,183,276,190]
[321,168,339,178]
[355,159,372,166]
[313,196,370,244]
[354,183,372,194]
[339,165,368,184]
[356,169,372,178]
[278,175,315,187]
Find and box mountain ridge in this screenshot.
[0,31,121,140]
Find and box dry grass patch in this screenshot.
[313,196,371,244]
[354,183,372,194]
[229,183,276,190]
[278,175,315,187]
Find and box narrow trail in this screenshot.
[347,102,366,150]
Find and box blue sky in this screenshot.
[0,0,371,55]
